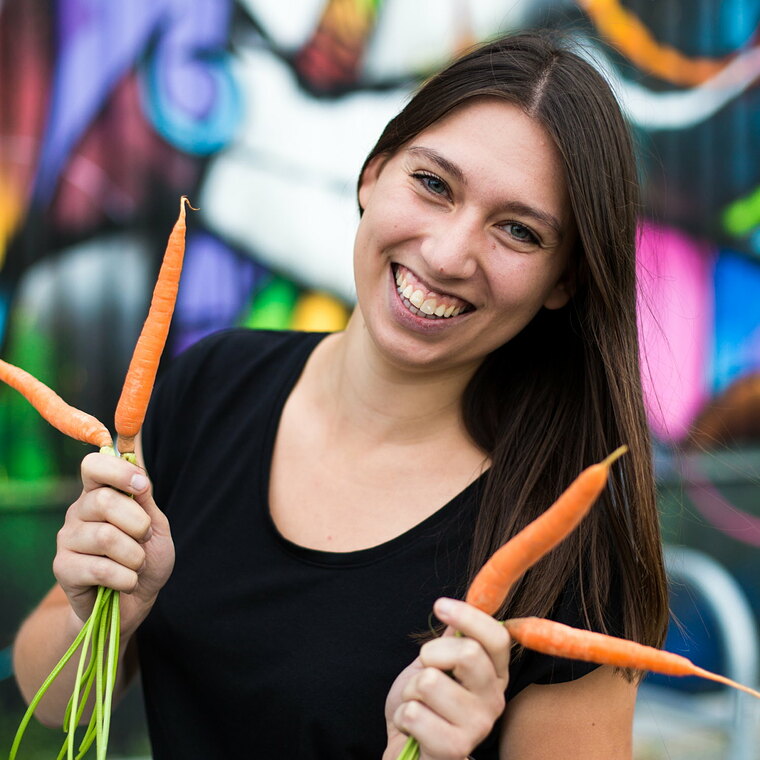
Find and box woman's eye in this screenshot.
[502,222,538,245]
[412,172,449,197]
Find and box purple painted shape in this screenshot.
[636,223,714,442]
[173,231,265,355]
[32,0,231,205]
[153,0,233,120]
[681,460,760,547]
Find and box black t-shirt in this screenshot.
[136,328,601,759]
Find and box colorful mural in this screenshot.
[1,1,759,752]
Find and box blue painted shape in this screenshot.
[0,284,9,343]
[139,1,241,155]
[0,645,13,681]
[711,249,760,394]
[646,580,723,694]
[719,0,760,53]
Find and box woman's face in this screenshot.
[353,97,576,374]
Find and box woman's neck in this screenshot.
[306,314,481,451]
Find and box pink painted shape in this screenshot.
[636,223,714,442]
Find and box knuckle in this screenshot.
[128,570,140,593]
[90,558,111,586]
[94,487,113,515]
[460,640,482,663]
[495,624,511,650]
[138,514,152,538]
[417,668,440,695]
[52,553,67,582]
[95,523,117,552]
[492,690,506,716]
[132,546,146,572]
[403,699,421,724]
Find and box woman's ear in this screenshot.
[358,153,389,211]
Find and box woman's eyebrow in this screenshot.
[408,145,564,239]
[407,146,467,186]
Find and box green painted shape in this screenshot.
[239,276,299,331]
[0,313,58,480]
[722,185,760,236]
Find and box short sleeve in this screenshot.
[505,572,624,701]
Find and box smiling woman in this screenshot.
[13,30,666,760]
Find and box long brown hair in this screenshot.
[359,31,668,654]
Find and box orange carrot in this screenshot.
[504,616,760,699]
[465,446,628,615]
[114,196,194,454]
[0,358,112,448]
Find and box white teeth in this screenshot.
[409,289,425,307]
[394,265,471,320]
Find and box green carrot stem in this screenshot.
[8,602,96,760]
[397,736,420,759]
[62,590,107,732]
[66,586,106,760]
[99,593,121,759]
[93,590,112,758]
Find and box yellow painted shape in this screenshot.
[290,291,350,333]
[0,172,23,270]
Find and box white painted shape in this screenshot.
[237,0,325,51]
[201,158,359,302]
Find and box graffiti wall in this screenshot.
[1,0,759,752]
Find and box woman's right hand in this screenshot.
[53,451,175,630]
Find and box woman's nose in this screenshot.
[421,212,481,280]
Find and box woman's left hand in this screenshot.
[383,598,511,760]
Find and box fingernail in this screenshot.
[143,527,153,542]
[130,473,149,492]
[436,598,455,616]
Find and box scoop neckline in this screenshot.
[257,330,485,569]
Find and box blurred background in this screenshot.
[0,1,759,757]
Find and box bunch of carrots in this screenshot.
[3,196,193,760]
[396,447,760,760]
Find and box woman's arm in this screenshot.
[498,665,637,759]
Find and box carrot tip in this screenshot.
[601,445,628,468]
[180,195,199,212]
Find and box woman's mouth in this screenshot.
[392,263,474,320]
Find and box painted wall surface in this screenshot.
[1,1,759,755]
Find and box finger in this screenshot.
[65,521,146,573]
[80,451,151,498]
[419,636,498,694]
[77,486,153,542]
[401,666,476,726]
[434,598,511,680]
[53,550,140,595]
[393,700,476,760]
